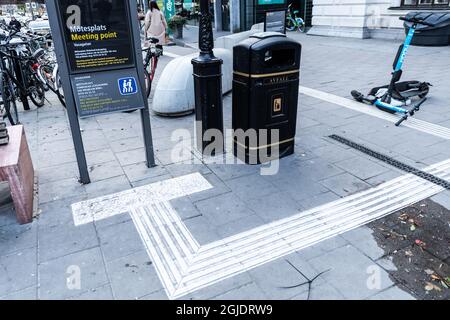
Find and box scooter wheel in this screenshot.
[351,90,364,102]
[419,84,430,99]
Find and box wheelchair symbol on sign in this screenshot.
[118,77,138,96]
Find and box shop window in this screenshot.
[400,0,450,7]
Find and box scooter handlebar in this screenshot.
[399,16,436,27]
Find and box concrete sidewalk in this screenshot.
[0,32,449,300]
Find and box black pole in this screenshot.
[192,0,224,156]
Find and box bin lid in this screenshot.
[405,11,450,29]
[250,32,287,40]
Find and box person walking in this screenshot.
[144,1,167,45]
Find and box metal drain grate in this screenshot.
[329,134,450,190]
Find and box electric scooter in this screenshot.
[351,13,436,126]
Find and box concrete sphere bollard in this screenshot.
[152,48,233,117]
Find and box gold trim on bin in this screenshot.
[234,138,295,151]
[233,70,299,79]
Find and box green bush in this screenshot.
[168,15,187,31]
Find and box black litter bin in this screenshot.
[232,32,301,164]
[404,12,450,46]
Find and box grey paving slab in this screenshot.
[130,173,173,188]
[334,156,390,181]
[85,149,117,166]
[271,177,330,203]
[245,191,301,223]
[82,136,111,153]
[375,257,398,272]
[88,160,126,183]
[311,144,357,164]
[102,127,140,143]
[291,283,345,300]
[0,205,16,228]
[165,162,212,177]
[364,170,402,187]
[38,222,99,263]
[37,194,86,229]
[215,214,265,239]
[116,148,148,167]
[68,284,114,300]
[184,272,254,300]
[295,236,349,261]
[308,245,393,299]
[207,162,261,181]
[368,286,415,300]
[38,149,77,169]
[84,175,131,198]
[297,191,341,211]
[225,174,279,202]
[0,221,37,257]
[249,259,309,300]
[431,191,450,210]
[39,139,74,154]
[0,248,37,297]
[295,158,346,182]
[212,282,268,300]
[156,147,198,166]
[187,173,232,203]
[139,289,168,300]
[0,286,37,300]
[106,250,162,300]
[122,162,169,183]
[183,215,222,246]
[167,197,202,221]
[98,220,144,262]
[341,226,386,261]
[320,172,371,197]
[283,251,326,285]
[109,137,146,154]
[38,162,80,185]
[298,116,320,129]
[39,177,86,204]
[39,247,108,300]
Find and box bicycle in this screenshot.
[143,37,164,98]
[36,45,66,108]
[0,25,46,110]
[286,4,306,33]
[0,47,20,125]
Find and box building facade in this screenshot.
[308,0,450,39]
[139,0,448,37]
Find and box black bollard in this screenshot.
[192,0,224,156]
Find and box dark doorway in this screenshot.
[221,0,230,31]
[287,0,313,27]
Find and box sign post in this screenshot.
[46,0,156,184]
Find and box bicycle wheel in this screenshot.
[29,77,46,108]
[54,70,66,108]
[298,22,306,33]
[286,18,296,32]
[57,89,66,108]
[2,79,20,125]
[144,68,151,98]
[37,64,53,91]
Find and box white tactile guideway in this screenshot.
[72,159,450,300]
[299,86,450,140]
[71,173,213,226]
